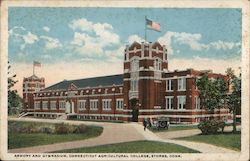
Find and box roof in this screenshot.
[44,74,123,91]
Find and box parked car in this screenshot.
[151,117,170,130]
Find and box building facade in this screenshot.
[23,75,45,112]
[23,42,230,123]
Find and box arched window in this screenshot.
[154,58,161,71]
[131,58,139,71]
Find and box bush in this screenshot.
[74,124,87,133]
[198,120,225,135]
[39,127,54,134]
[55,123,70,134]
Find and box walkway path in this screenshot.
[131,123,238,153]
[8,118,239,153]
[156,125,241,139]
[8,118,145,153]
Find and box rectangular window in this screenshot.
[178,96,186,110]
[166,79,174,91]
[42,101,48,109]
[165,96,174,109]
[130,79,138,91]
[178,78,186,91]
[90,99,98,110]
[59,101,65,109]
[102,99,112,110]
[34,101,40,109]
[50,101,57,109]
[79,100,86,110]
[195,96,201,109]
[116,99,124,110]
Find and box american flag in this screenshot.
[33,61,41,67]
[146,18,161,32]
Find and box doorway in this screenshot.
[129,98,139,122]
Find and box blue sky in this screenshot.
[8,7,242,95]
[9,7,241,64]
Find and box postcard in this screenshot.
[1,0,249,161]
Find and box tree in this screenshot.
[226,68,241,133]
[8,61,21,115]
[196,72,227,111]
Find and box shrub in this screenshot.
[40,127,54,134]
[198,120,225,135]
[55,123,69,134]
[74,124,87,133]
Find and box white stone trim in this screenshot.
[164,75,193,80]
[138,113,230,119]
[34,93,123,100]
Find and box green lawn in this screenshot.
[177,132,241,151]
[8,121,103,149]
[55,140,200,153]
[149,125,197,133]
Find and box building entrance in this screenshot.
[132,109,139,122]
[129,98,139,122]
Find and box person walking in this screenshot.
[143,118,147,131]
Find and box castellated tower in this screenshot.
[23,75,45,112]
[123,41,168,122]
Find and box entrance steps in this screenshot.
[18,112,30,118]
[56,114,68,120]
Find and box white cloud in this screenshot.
[43,26,50,32]
[208,40,238,50]
[40,36,62,49]
[69,18,93,32]
[69,18,121,58]
[127,35,144,44]
[23,32,39,44]
[158,31,240,54]
[9,27,39,50]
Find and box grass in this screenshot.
[8,121,103,149]
[177,132,241,151]
[148,125,197,133]
[55,140,200,153]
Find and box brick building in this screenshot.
[22,41,230,123]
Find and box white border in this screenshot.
[1,0,249,161]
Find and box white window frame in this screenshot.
[130,79,138,91]
[178,78,186,91]
[79,100,86,110]
[116,98,124,110]
[42,101,48,109]
[90,99,98,110]
[102,99,112,110]
[165,96,174,110]
[177,96,186,110]
[154,58,162,71]
[166,79,174,91]
[195,96,201,110]
[131,58,139,72]
[50,101,57,109]
[59,101,65,109]
[34,101,40,109]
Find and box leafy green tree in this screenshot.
[8,61,21,115]
[196,72,227,111]
[226,68,241,133]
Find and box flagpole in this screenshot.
[145,16,147,43]
[33,61,35,75]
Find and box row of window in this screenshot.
[130,78,187,92]
[34,99,124,110]
[166,78,186,91]
[165,96,201,110]
[130,58,162,72]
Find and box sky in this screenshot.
[8,7,242,96]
